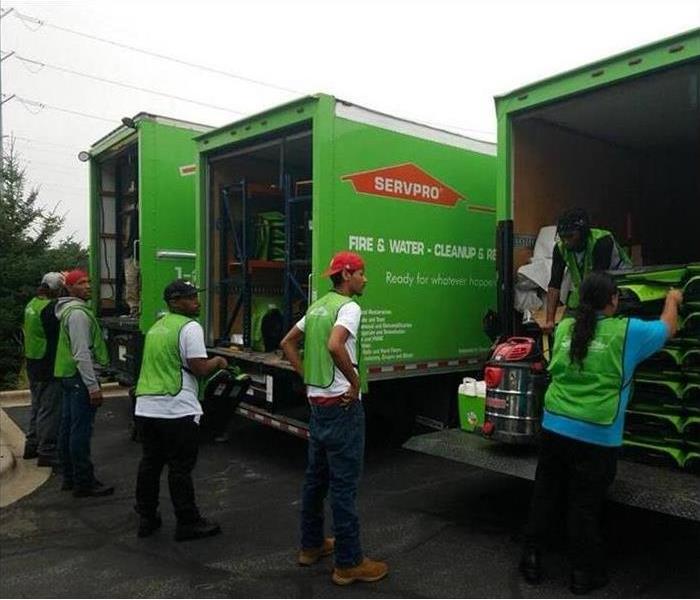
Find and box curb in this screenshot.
[0,441,16,478]
[1,381,125,409]
[0,408,52,508]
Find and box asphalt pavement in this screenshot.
[1,395,699,598]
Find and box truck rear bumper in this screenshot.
[404,429,700,522]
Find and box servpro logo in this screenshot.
[341,163,463,207]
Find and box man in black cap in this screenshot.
[133,279,228,541]
[544,209,630,334]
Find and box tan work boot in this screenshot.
[297,537,335,566]
[332,557,389,585]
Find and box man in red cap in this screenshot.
[281,251,388,586]
[54,270,114,497]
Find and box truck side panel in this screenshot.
[324,112,497,369]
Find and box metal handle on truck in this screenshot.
[307,273,313,306]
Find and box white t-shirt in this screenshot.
[297,301,361,397]
[135,321,208,419]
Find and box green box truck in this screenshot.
[87,113,211,385]
[406,29,700,520]
[195,94,497,439]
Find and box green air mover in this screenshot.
[615,265,688,286]
[622,439,686,469]
[683,416,700,447]
[680,312,700,337]
[683,275,700,304]
[254,211,285,261]
[200,365,252,437]
[631,378,684,411]
[625,410,685,441]
[251,296,283,352]
[617,284,670,317]
[684,383,700,414]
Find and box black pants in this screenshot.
[524,429,618,573]
[135,416,201,524]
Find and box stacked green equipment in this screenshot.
[619,266,700,470]
[195,94,497,435]
[495,30,699,458]
[88,113,212,385]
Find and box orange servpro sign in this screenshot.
[341,163,463,207]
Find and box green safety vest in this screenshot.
[135,312,195,397]
[557,228,630,309]
[23,297,52,360]
[303,291,366,392]
[545,316,630,426]
[54,304,109,378]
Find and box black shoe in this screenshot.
[73,483,115,498]
[137,514,163,538]
[519,548,543,584]
[61,480,74,491]
[570,569,609,595]
[174,517,222,542]
[37,456,58,469]
[23,446,38,460]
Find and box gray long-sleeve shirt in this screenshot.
[55,297,101,393]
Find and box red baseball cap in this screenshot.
[321,251,365,277]
[64,270,89,287]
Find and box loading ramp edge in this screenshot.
[403,428,700,522]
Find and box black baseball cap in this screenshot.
[557,208,589,235]
[163,279,204,301]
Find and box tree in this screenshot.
[0,141,88,390]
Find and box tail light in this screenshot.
[484,366,503,389]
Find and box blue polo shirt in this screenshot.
[542,317,670,447]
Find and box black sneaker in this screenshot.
[570,569,609,595]
[73,483,115,498]
[174,517,221,542]
[137,514,163,538]
[37,456,59,469]
[519,547,543,585]
[23,446,38,460]
[61,480,74,491]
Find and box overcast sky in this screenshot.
[2,0,698,245]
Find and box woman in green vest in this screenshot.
[520,272,682,594]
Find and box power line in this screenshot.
[9,134,80,150]
[11,52,247,115]
[10,8,300,95]
[4,93,117,122]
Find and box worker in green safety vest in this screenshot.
[520,271,682,594]
[134,279,228,542]
[544,208,631,334]
[280,251,388,586]
[22,272,64,467]
[54,270,114,498]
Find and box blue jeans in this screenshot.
[301,400,365,568]
[58,376,97,490]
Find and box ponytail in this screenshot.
[570,301,598,367]
[568,272,618,368]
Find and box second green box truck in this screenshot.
[87,113,211,385]
[195,94,498,439]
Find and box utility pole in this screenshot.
[0,4,15,199]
